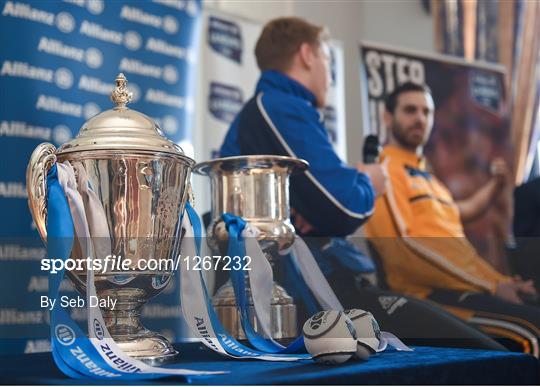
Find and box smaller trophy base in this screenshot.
[213,281,298,340]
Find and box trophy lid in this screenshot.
[56,73,186,157]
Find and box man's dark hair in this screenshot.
[385,82,432,113]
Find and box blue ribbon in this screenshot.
[220,213,306,354]
[185,206,309,359]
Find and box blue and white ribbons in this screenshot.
[45,163,410,380]
[215,213,411,355]
[219,214,305,354]
[47,163,226,379]
[178,207,310,360]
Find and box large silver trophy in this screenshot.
[26,74,194,363]
[194,155,308,340]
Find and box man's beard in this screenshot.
[390,119,425,151]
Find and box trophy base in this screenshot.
[102,308,178,365]
[213,281,298,340]
[113,330,179,365]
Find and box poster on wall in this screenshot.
[359,41,512,271]
[200,9,347,161]
[0,0,201,355]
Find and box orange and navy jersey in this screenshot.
[365,145,511,299]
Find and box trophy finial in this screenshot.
[111,73,133,108]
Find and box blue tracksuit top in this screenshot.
[220,70,374,236]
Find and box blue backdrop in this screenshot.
[0,0,201,355]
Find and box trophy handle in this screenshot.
[187,182,195,208]
[26,143,57,243]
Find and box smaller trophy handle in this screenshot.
[26,143,57,243]
[187,182,195,208]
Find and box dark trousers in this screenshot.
[510,239,540,292]
[428,289,540,357]
[331,283,505,351]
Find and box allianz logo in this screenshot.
[0,244,46,260]
[27,276,72,292]
[0,120,50,141]
[24,339,51,354]
[141,304,182,318]
[0,308,45,324]
[145,88,187,110]
[153,0,199,17]
[63,0,104,16]
[1,61,74,90]
[80,20,141,52]
[0,120,71,144]
[120,5,178,35]
[38,37,102,69]
[146,37,195,63]
[36,95,101,119]
[0,182,27,199]
[2,2,75,33]
[119,58,178,85]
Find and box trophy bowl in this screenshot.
[194,155,308,340]
[26,74,195,363]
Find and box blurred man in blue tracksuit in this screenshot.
[218,17,504,350]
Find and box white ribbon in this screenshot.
[241,224,276,342]
[71,162,111,261]
[290,236,343,310]
[378,332,413,352]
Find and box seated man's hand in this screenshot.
[291,208,315,235]
[495,281,524,304]
[357,163,387,197]
[513,276,538,299]
[490,158,511,188]
[495,278,538,304]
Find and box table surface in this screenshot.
[0,343,538,385]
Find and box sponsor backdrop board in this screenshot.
[0,0,201,355]
[200,8,348,163]
[359,42,512,271]
[200,9,261,162]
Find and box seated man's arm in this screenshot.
[243,93,375,236]
[456,179,501,222]
[456,158,509,223]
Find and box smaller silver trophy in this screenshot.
[194,155,308,340]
